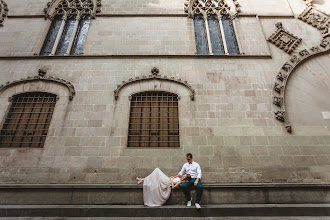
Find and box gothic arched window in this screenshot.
[0,92,57,148]
[190,0,240,55]
[40,0,99,56]
[128,92,180,148]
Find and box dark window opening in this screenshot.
[128,92,180,148]
[0,92,57,148]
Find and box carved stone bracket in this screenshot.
[272,36,330,133]
[184,0,240,19]
[268,22,302,54]
[0,69,76,101]
[114,67,196,101]
[298,6,330,35]
[44,0,102,20]
[0,0,8,27]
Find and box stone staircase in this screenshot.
[0,183,329,217]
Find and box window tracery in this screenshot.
[0,0,8,27]
[185,0,240,55]
[40,0,101,56]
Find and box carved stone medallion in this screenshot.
[268,22,302,54]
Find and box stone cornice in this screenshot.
[0,69,76,101]
[0,54,272,60]
[114,67,195,101]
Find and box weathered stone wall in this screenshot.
[0,0,329,184]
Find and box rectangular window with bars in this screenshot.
[128,92,180,148]
[0,92,57,148]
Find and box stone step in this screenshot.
[0,204,330,217]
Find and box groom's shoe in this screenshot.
[195,203,201,209]
[187,199,192,207]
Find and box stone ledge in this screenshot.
[0,183,329,189]
[0,204,329,217]
[0,183,329,205]
[0,54,272,60]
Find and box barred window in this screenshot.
[0,92,57,148]
[128,92,180,148]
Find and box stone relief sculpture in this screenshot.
[44,0,102,20]
[0,69,76,101]
[0,0,8,27]
[272,35,330,133]
[298,5,330,35]
[114,67,196,101]
[184,0,241,18]
[268,22,302,54]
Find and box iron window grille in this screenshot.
[128,92,180,148]
[0,92,57,148]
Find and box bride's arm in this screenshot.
[171,178,181,189]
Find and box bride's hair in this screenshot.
[182,174,191,182]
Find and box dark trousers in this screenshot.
[181,178,203,204]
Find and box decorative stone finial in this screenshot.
[151,67,159,76]
[275,22,283,29]
[38,69,47,77]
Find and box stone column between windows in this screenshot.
[50,15,68,56]
[203,14,213,55]
[65,14,81,56]
[232,17,242,54]
[217,15,229,55]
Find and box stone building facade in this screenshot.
[0,0,329,186]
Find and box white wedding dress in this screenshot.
[143,168,173,207]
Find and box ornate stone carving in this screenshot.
[274,82,284,94]
[184,0,239,18]
[277,72,287,82]
[273,97,283,107]
[268,22,302,54]
[298,6,330,34]
[0,0,8,27]
[272,36,330,133]
[44,0,102,19]
[114,68,196,101]
[0,69,76,101]
[275,111,286,122]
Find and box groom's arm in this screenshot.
[194,164,202,186]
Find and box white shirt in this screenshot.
[179,161,202,179]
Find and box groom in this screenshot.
[171,153,203,209]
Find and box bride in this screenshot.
[136,168,191,207]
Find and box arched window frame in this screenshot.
[38,0,101,56]
[185,0,242,55]
[113,68,195,148]
[0,70,75,148]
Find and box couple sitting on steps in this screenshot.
[136,153,203,209]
